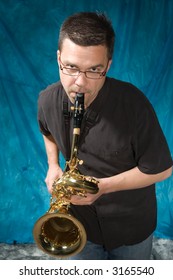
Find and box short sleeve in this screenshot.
[37,93,51,136]
[133,97,172,174]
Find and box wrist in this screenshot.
[47,161,59,167]
[98,175,122,194]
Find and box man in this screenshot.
[38,12,172,259]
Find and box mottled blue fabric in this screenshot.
[0,0,172,243]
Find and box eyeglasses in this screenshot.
[59,57,107,79]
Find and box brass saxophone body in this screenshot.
[33,93,98,258]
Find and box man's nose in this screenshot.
[74,72,88,87]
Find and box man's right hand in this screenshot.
[45,163,63,193]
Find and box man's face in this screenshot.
[57,38,111,108]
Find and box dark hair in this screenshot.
[58,12,115,60]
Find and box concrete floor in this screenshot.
[0,237,173,260]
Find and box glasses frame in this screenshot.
[59,56,108,80]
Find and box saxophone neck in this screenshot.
[69,133,80,169]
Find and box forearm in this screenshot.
[68,166,172,205]
[43,134,59,166]
[43,134,63,192]
[99,166,173,194]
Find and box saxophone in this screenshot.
[33,93,99,258]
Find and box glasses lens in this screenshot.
[63,68,79,76]
[85,72,102,79]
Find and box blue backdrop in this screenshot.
[0,0,173,244]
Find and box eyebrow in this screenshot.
[63,60,104,69]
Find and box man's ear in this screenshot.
[57,50,60,65]
[107,59,112,72]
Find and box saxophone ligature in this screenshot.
[33,93,99,258]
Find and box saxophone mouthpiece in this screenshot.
[73,93,84,128]
[70,93,84,111]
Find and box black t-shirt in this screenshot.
[38,77,172,249]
